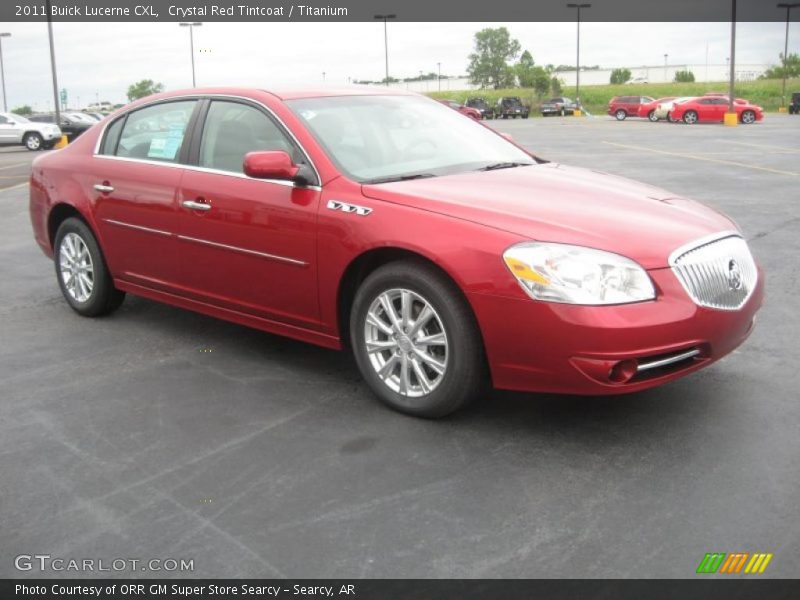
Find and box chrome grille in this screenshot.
[669,234,757,310]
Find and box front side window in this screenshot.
[115,100,196,162]
[288,95,534,183]
[199,101,300,174]
[0,115,8,124]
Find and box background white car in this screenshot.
[654,97,695,122]
[0,112,62,151]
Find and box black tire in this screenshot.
[23,132,44,151]
[615,109,627,121]
[502,114,508,119]
[350,260,486,418]
[522,113,529,119]
[53,217,125,317]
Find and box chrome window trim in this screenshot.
[177,235,308,267]
[92,93,322,189]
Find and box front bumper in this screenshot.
[468,265,764,395]
[41,130,61,142]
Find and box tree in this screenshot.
[467,27,521,89]
[674,70,695,83]
[515,51,551,98]
[550,77,563,96]
[11,105,33,116]
[610,68,632,84]
[761,52,800,79]
[126,79,164,102]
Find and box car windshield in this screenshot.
[10,113,30,123]
[287,95,534,183]
[468,99,488,108]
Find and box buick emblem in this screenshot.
[727,259,743,290]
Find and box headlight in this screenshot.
[502,242,656,305]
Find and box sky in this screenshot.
[0,21,796,110]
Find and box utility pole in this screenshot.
[179,22,202,87]
[726,0,738,124]
[566,3,591,106]
[0,33,10,112]
[777,3,800,108]
[374,14,396,86]
[45,0,60,125]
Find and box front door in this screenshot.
[175,99,321,330]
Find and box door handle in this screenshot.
[182,199,212,212]
[93,183,114,193]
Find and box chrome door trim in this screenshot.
[636,348,701,373]
[92,93,322,189]
[181,200,212,211]
[102,218,173,237]
[177,234,308,267]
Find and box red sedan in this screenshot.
[637,97,676,121]
[670,96,763,124]
[29,87,763,417]
[437,99,481,120]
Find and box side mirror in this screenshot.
[243,150,301,180]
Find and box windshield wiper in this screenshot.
[364,173,437,184]
[476,162,533,172]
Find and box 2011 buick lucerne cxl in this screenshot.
[29,87,763,417]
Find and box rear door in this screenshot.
[174,98,322,329]
[92,99,199,292]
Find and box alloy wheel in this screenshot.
[25,135,41,150]
[58,232,94,302]
[363,288,448,398]
[742,111,755,124]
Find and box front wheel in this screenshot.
[54,218,125,317]
[23,132,43,151]
[741,110,756,124]
[648,110,658,122]
[350,261,486,418]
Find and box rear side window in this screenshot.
[99,117,124,155]
[114,100,196,162]
[198,100,299,174]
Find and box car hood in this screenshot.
[361,163,737,269]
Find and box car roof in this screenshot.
[137,86,418,102]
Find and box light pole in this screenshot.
[0,33,10,112]
[777,3,800,108]
[566,3,591,106]
[44,0,60,125]
[437,62,441,91]
[179,22,202,87]
[374,14,396,86]
[726,0,737,123]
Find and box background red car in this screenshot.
[670,96,763,124]
[437,100,481,120]
[608,96,654,120]
[637,97,676,121]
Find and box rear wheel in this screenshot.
[615,109,627,121]
[683,110,698,124]
[54,218,125,317]
[23,132,43,151]
[648,110,658,122]
[350,260,486,418]
[741,110,756,124]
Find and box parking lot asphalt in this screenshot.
[1,115,798,579]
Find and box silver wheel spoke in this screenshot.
[398,354,410,394]
[366,339,397,354]
[409,305,433,336]
[377,354,399,379]
[59,233,94,302]
[400,290,412,328]
[412,347,446,375]
[415,332,446,347]
[378,293,402,330]
[366,312,394,336]
[410,358,432,394]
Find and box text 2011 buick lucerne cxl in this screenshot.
[29,87,763,417]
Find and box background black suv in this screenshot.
[790,92,800,115]
[465,97,494,119]
[496,96,529,119]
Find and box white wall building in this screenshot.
[378,63,770,93]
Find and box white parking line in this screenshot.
[0,181,29,193]
[602,141,799,177]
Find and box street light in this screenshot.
[0,33,10,112]
[566,3,591,106]
[374,14,396,86]
[777,3,800,108]
[179,22,202,87]
[44,0,60,125]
